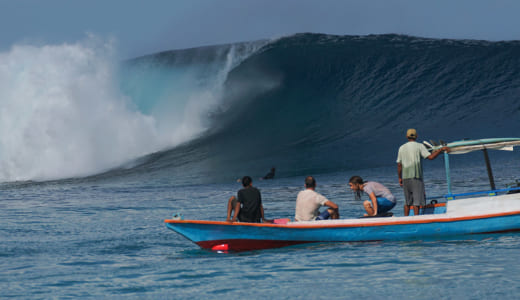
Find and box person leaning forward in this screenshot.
[295,176,339,221]
[228,176,270,223]
[396,129,449,216]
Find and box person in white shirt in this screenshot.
[295,176,339,221]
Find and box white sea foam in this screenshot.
[0,37,160,181]
[0,36,267,182]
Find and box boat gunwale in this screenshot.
[164,210,520,229]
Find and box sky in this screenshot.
[1,0,520,59]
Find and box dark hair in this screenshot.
[349,176,364,185]
[349,176,364,201]
[305,176,316,188]
[242,176,252,187]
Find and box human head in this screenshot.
[407,128,417,140]
[348,175,364,191]
[304,176,316,189]
[242,176,252,187]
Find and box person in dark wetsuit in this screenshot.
[261,167,276,180]
[228,176,271,223]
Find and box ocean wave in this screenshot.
[2,33,520,183]
[121,33,520,183]
[0,36,265,182]
[0,36,161,181]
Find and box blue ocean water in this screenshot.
[2,158,520,299]
[2,33,520,298]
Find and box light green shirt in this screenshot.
[396,141,431,179]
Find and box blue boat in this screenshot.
[165,138,520,251]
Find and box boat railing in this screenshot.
[425,186,520,202]
[442,186,520,200]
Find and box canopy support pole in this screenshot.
[444,152,452,195]
[482,148,496,190]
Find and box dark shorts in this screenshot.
[315,210,331,220]
[403,178,426,206]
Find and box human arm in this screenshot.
[368,192,378,216]
[426,146,450,160]
[231,200,241,222]
[231,189,246,222]
[397,147,403,186]
[397,163,403,186]
[324,200,338,210]
[226,196,235,222]
[324,200,339,219]
[261,205,273,223]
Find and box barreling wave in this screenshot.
[2,33,520,183]
[107,33,520,184]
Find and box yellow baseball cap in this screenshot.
[407,128,417,138]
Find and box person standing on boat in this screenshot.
[397,129,449,216]
[348,176,396,217]
[295,176,339,221]
[229,176,269,223]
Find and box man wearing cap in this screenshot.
[397,129,449,216]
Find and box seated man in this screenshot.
[295,176,339,221]
[228,176,270,223]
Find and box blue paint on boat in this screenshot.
[166,212,520,251]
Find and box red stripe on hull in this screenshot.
[196,239,315,251]
[190,231,520,252]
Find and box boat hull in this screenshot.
[166,213,520,251]
[165,194,520,251]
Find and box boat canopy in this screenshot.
[444,139,520,155]
[428,138,520,196]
